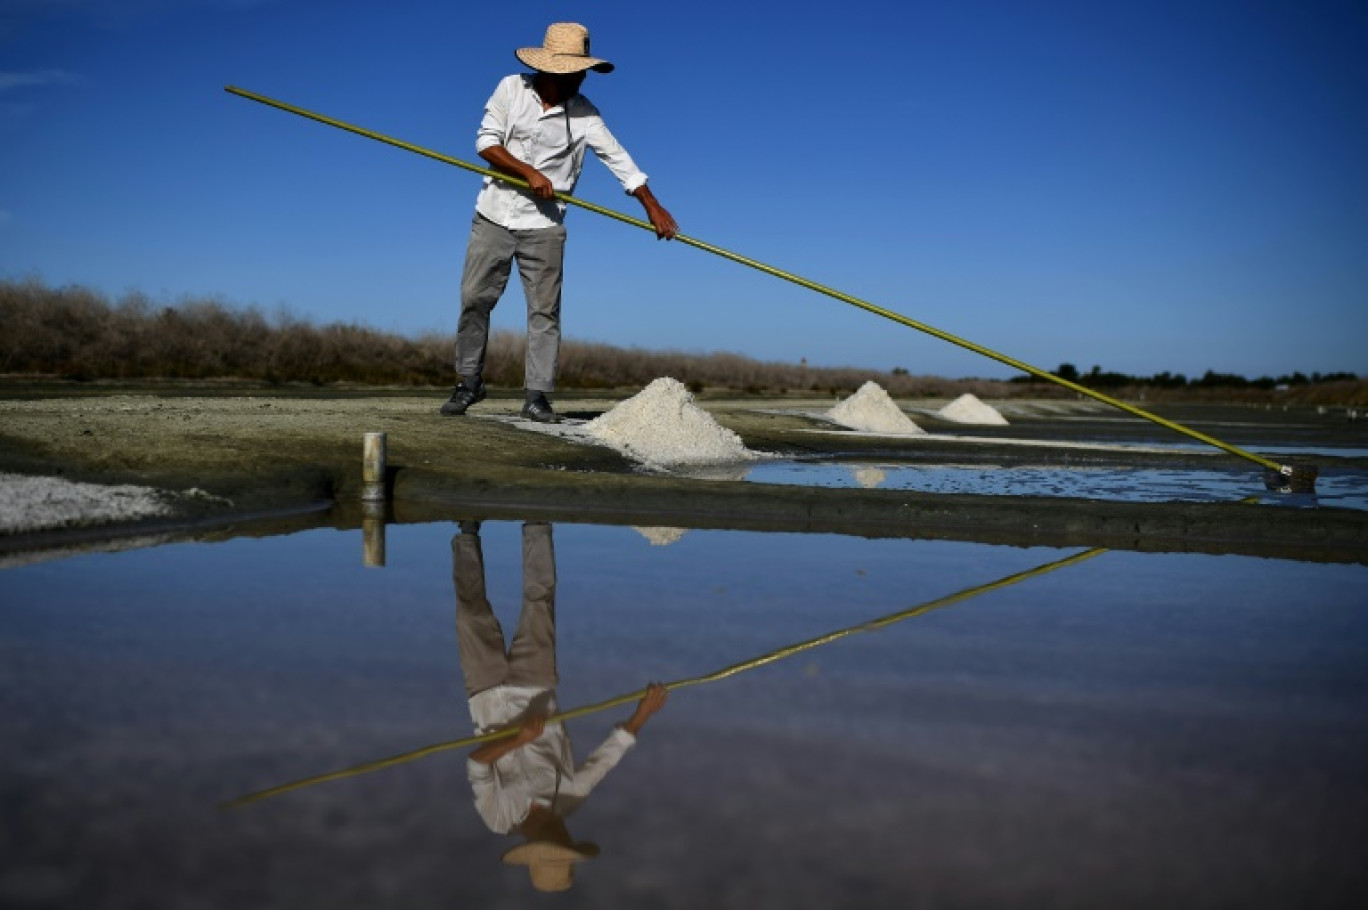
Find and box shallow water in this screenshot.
[746,461,1368,511]
[2,518,1366,908]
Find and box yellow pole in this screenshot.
[224,85,1307,481]
[222,547,1105,809]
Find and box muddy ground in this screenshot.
[1,381,1365,563]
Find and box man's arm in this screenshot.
[468,713,546,765]
[631,185,678,241]
[473,76,555,197]
[562,683,670,807]
[578,110,676,240]
[619,682,669,735]
[469,682,667,766]
[480,145,674,238]
[478,146,556,200]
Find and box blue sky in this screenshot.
[2,0,1365,380]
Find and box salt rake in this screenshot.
[224,85,1317,493]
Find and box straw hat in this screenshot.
[516,23,615,74]
[503,840,601,893]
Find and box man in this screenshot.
[441,22,678,424]
[453,520,669,892]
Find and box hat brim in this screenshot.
[503,841,600,865]
[516,48,614,74]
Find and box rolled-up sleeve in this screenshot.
[583,115,648,194]
[475,76,513,154]
[467,758,525,835]
[567,727,637,798]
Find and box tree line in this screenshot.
[2,279,1362,405]
[1020,362,1358,391]
[0,279,998,397]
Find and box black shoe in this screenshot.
[440,381,486,416]
[520,393,562,424]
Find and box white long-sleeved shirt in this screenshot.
[466,685,637,835]
[473,74,648,230]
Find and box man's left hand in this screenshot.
[621,682,669,736]
[647,205,679,240]
[632,185,678,240]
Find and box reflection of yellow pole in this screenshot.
[361,501,386,568]
[224,547,1105,809]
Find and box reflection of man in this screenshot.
[453,520,668,892]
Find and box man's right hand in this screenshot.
[514,713,547,744]
[524,170,555,200]
[469,711,548,765]
[479,146,556,199]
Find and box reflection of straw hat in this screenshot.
[516,23,615,74]
[503,840,601,892]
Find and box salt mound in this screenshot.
[937,393,1009,425]
[586,377,757,467]
[826,382,925,435]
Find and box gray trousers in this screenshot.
[455,214,567,393]
[453,522,558,698]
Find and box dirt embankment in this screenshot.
[1,385,1365,563]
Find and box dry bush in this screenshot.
[0,279,449,385]
[0,272,1014,395]
[2,279,1360,404]
[1279,380,1368,408]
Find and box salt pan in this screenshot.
[826,382,925,435]
[937,393,1009,425]
[586,377,757,468]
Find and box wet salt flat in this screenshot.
[745,461,1368,510]
[2,517,1365,908]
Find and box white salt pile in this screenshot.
[826,382,926,435]
[586,377,758,468]
[937,393,1009,425]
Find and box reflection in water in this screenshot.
[226,537,1103,827]
[7,517,1364,906]
[222,530,1105,893]
[361,501,386,568]
[454,521,668,892]
[851,465,887,489]
[631,526,689,546]
[747,461,1368,510]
